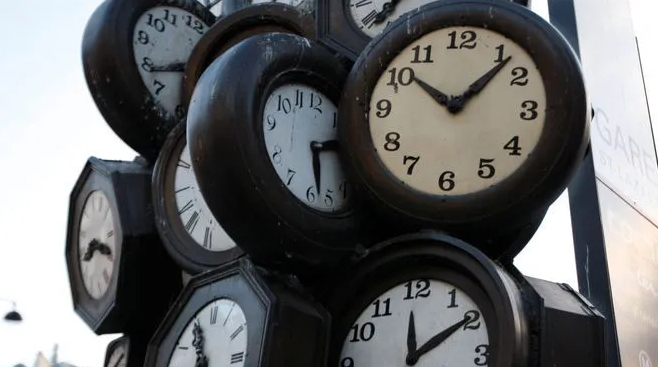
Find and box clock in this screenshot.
[143,257,331,367]
[66,156,182,334]
[316,0,529,61]
[324,231,528,367]
[337,0,589,253]
[221,0,314,15]
[152,122,243,275]
[82,0,216,161]
[104,335,149,367]
[187,32,381,271]
[183,3,315,106]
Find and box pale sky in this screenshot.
[0,1,655,367]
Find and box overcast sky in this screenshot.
[0,0,655,367]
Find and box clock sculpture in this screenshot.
[65,157,181,335]
[338,0,589,257]
[183,3,315,106]
[143,258,330,367]
[187,32,383,272]
[82,0,216,161]
[317,0,532,61]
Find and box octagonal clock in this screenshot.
[65,156,181,334]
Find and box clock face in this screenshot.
[174,144,236,252]
[133,6,210,120]
[262,83,351,213]
[78,190,117,300]
[369,26,546,196]
[107,344,127,367]
[348,0,439,38]
[168,299,248,367]
[339,279,489,367]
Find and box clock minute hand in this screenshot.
[311,141,322,196]
[452,55,512,112]
[408,313,471,362]
[150,62,186,72]
[405,311,418,365]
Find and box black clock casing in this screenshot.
[65,157,181,335]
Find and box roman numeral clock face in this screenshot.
[369,26,546,195]
[78,190,116,300]
[349,0,441,38]
[340,279,489,367]
[168,299,248,367]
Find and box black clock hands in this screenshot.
[310,140,340,195]
[412,76,454,111]
[150,62,186,72]
[406,311,417,364]
[405,312,472,365]
[450,56,512,112]
[82,238,112,261]
[192,319,209,367]
[373,0,401,25]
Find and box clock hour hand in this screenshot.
[451,56,512,112]
[150,62,186,72]
[412,76,452,111]
[405,311,417,365]
[311,141,322,195]
[82,238,101,261]
[373,0,401,25]
[407,313,471,363]
[192,320,209,367]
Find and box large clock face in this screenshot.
[168,299,248,367]
[340,279,489,367]
[106,344,127,367]
[262,83,351,213]
[78,190,117,300]
[133,6,210,120]
[174,144,236,252]
[348,0,439,38]
[369,26,546,196]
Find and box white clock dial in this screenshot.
[349,0,439,38]
[174,144,236,252]
[340,279,489,367]
[78,190,117,300]
[370,26,546,195]
[263,84,350,213]
[133,6,210,119]
[107,345,127,367]
[168,299,248,367]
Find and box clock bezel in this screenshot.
[82,0,216,161]
[325,231,528,367]
[187,33,380,272]
[338,0,589,235]
[183,3,315,106]
[152,122,244,275]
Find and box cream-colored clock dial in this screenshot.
[349,0,439,38]
[78,190,117,300]
[369,26,546,196]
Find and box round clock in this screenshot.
[317,0,530,61]
[144,258,331,367]
[338,0,589,251]
[153,123,243,275]
[325,231,528,367]
[187,32,380,271]
[222,0,313,15]
[66,157,182,335]
[104,335,149,367]
[183,3,315,106]
[82,0,216,160]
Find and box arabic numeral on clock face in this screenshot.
[511,67,529,86]
[163,9,177,25]
[277,94,292,114]
[520,100,539,120]
[447,30,477,49]
[183,15,205,34]
[474,344,490,366]
[375,99,391,118]
[386,67,415,88]
[383,132,400,151]
[463,310,482,330]
[438,171,456,191]
[403,279,431,299]
[146,14,166,32]
[504,136,522,156]
[137,30,149,44]
[371,298,392,318]
[411,45,433,63]
[478,158,495,179]
[141,57,154,72]
[403,155,420,175]
[349,322,375,342]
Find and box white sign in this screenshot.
[574,0,658,226]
